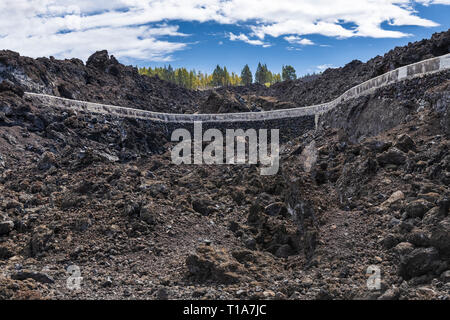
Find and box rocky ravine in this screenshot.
[0,35,449,300]
[0,75,448,300]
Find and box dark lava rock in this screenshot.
[383,233,401,249]
[37,152,57,171]
[377,287,401,300]
[440,270,450,283]
[30,225,53,257]
[0,244,14,259]
[394,242,414,256]
[86,50,118,71]
[429,217,450,256]
[438,197,449,216]
[139,204,157,224]
[394,134,417,153]
[192,199,216,216]
[275,244,293,258]
[376,147,407,166]
[405,199,434,218]
[264,202,287,216]
[399,247,440,279]
[406,229,430,247]
[0,80,24,97]
[0,49,203,114]
[199,91,249,114]
[186,245,244,284]
[0,220,14,235]
[12,271,54,284]
[365,140,392,153]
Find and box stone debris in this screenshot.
[0,30,448,300]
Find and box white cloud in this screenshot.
[228,32,271,47]
[317,64,333,72]
[416,0,450,5]
[0,0,447,62]
[284,35,315,45]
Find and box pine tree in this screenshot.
[223,66,230,86]
[139,63,272,89]
[255,63,271,85]
[241,64,252,85]
[282,65,297,81]
[212,65,223,87]
[255,63,263,84]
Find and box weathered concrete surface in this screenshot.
[24,53,449,128]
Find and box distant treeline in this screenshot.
[138,63,308,89]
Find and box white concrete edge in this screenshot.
[24,53,450,124]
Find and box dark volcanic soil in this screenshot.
[0,32,449,300]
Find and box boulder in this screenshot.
[376,147,407,166]
[30,225,53,256]
[377,287,400,300]
[0,80,24,97]
[37,152,57,171]
[399,247,440,279]
[0,220,14,236]
[12,271,54,284]
[365,140,392,153]
[440,270,450,283]
[381,191,405,207]
[406,229,430,247]
[405,199,433,218]
[275,244,293,258]
[86,50,118,70]
[192,199,217,216]
[393,242,414,255]
[264,202,287,216]
[139,204,157,224]
[429,217,450,256]
[186,245,244,284]
[394,134,416,153]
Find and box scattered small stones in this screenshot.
[0,32,449,300]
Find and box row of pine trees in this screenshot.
[138,63,298,89]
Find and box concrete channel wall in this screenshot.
[24,53,450,126]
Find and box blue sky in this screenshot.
[0,1,449,76]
